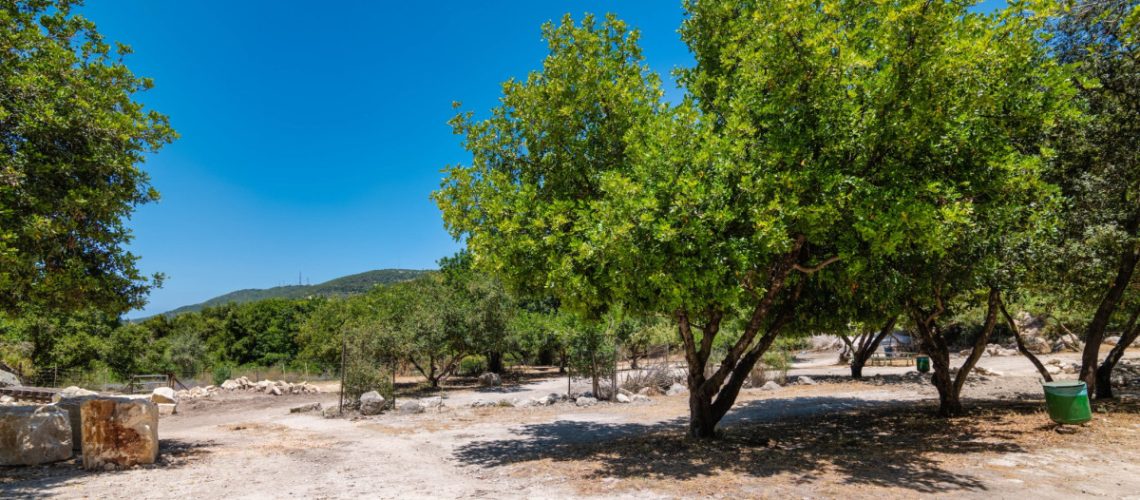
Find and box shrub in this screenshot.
[212,364,233,386]
[343,363,393,403]
[457,355,488,377]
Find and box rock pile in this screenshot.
[1045,358,1080,376]
[1112,360,1140,387]
[218,377,321,396]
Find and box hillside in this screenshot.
[161,269,428,316]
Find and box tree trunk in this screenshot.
[1095,308,1140,399]
[487,351,504,374]
[911,288,999,417]
[677,241,807,439]
[1080,245,1139,396]
[850,317,897,379]
[688,391,718,438]
[998,297,1053,382]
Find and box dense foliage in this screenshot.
[0,0,175,316]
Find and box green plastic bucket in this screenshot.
[1043,381,1092,425]
[916,356,930,373]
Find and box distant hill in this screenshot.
[160,269,428,316]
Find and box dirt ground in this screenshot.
[4,349,1140,499]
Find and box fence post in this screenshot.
[339,335,346,415]
[53,366,58,387]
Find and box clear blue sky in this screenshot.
[83,1,1004,318]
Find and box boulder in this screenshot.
[615,393,631,404]
[0,405,72,466]
[0,369,20,388]
[151,387,178,404]
[477,372,501,387]
[795,376,817,386]
[398,401,425,415]
[631,394,651,403]
[575,396,598,407]
[1053,334,1081,352]
[665,383,688,396]
[321,405,341,419]
[55,394,100,451]
[1046,365,1063,376]
[761,381,782,391]
[53,386,97,402]
[1105,336,1121,346]
[0,395,14,404]
[156,403,177,416]
[974,366,1003,377]
[1022,336,1052,355]
[267,386,282,396]
[81,398,159,470]
[359,391,385,416]
[290,402,322,414]
[220,380,240,391]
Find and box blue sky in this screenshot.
[83,1,1004,317]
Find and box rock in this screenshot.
[1022,336,1052,354]
[529,397,551,406]
[359,391,385,415]
[632,394,651,403]
[637,387,651,396]
[975,366,1004,377]
[1053,334,1081,353]
[0,405,72,466]
[1046,365,1063,375]
[398,401,425,415]
[0,369,20,388]
[615,393,631,404]
[221,380,240,391]
[477,372,501,387]
[0,395,14,404]
[156,403,177,416]
[1105,336,1121,346]
[80,398,159,470]
[54,395,99,452]
[150,387,178,404]
[290,402,322,414]
[575,396,598,407]
[761,381,782,391]
[665,383,688,396]
[496,399,515,408]
[321,405,341,419]
[420,396,443,408]
[268,386,282,396]
[795,376,817,386]
[53,386,97,402]
[470,399,494,408]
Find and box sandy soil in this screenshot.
[3,349,1140,499]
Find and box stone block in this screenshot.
[81,398,159,470]
[0,405,72,466]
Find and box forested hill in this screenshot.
[160,269,428,316]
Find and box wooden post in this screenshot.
[339,335,347,415]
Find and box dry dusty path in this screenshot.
[3,350,1140,499]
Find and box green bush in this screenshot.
[343,363,393,403]
[457,355,488,376]
[212,364,233,386]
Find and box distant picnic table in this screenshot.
[867,346,918,367]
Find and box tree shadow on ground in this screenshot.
[451,398,1103,494]
[0,438,213,498]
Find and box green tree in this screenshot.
[0,0,175,316]
[437,3,1070,434]
[1045,0,1140,398]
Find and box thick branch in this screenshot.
[998,295,1053,382]
[793,255,841,275]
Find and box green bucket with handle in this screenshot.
[1042,381,1092,425]
[916,356,930,373]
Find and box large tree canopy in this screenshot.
[437,1,1070,436]
[0,0,175,315]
